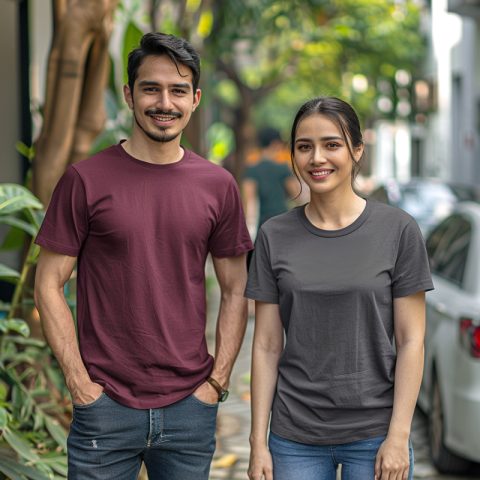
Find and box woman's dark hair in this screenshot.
[127,32,201,96]
[289,97,365,191]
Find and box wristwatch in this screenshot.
[207,377,229,402]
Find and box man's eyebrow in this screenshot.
[171,83,191,90]
[137,81,191,91]
[295,136,343,143]
[137,80,161,87]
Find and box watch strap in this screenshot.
[207,377,228,399]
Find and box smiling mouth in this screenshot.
[149,114,178,125]
[309,169,334,179]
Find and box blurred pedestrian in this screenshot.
[244,128,299,231]
[246,97,433,480]
[34,32,253,480]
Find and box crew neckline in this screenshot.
[116,139,191,170]
[297,199,374,238]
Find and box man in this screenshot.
[244,128,299,230]
[34,32,253,480]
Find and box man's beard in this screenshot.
[134,110,184,143]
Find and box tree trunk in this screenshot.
[32,0,118,208]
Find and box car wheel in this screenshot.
[429,373,472,473]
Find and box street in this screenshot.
[206,282,480,480]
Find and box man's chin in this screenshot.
[145,129,182,143]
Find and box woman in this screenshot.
[245,97,433,480]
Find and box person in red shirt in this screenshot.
[34,32,253,480]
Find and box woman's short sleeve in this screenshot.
[244,228,279,304]
[392,218,434,298]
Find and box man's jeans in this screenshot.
[269,432,414,480]
[67,391,218,479]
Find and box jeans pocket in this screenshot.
[191,393,219,408]
[72,392,106,409]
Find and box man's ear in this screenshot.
[192,89,202,112]
[123,84,134,110]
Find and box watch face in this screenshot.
[220,390,229,402]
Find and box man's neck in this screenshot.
[122,129,185,165]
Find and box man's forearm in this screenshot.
[35,286,90,393]
[210,291,248,388]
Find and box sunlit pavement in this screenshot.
[205,275,480,479]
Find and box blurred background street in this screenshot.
[2,0,480,478]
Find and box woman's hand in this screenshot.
[375,434,410,480]
[248,442,274,480]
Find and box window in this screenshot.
[427,215,471,286]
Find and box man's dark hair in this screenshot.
[127,32,201,96]
[258,128,282,149]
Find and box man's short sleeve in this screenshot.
[208,178,253,258]
[392,218,434,298]
[35,166,89,257]
[244,228,279,304]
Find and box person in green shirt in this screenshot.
[244,128,299,229]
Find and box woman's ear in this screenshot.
[354,144,364,162]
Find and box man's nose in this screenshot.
[155,91,173,111]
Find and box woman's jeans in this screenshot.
[67,391,218,480]
[269,432,414,480]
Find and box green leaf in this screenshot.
[0,458,27,480]
[0,264,21,284]
[0,319,30,337]
[0,216,37,237]
[0,407,7,430]
[0,185,43,215]
[122,21,144,85]
[38,457,67,476]
[43,416,67,451]
[0,226,25,251]
[15,141,35,162]
[0,383,6,401]
[1,336,44,347]
[2,427,40,463]
[0,457,51,480]
[33,408,44,432]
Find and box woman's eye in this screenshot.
[326,142,340,148]
[297,144,310,150]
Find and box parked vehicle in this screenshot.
[368,179,480,237]
[418,202,480,473]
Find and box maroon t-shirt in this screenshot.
[35,142,253,409]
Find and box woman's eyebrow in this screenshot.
[295,136,343,143]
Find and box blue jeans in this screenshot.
[269,432,414,480]
[67,392,218,479]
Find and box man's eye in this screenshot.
[173,89,186,94]
[145,88,157,92]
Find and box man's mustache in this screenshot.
[145,109,183,118]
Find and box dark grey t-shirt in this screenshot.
[245,200,434,445]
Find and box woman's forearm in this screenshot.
[388,341,424,439]
[250,343,281,447]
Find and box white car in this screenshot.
[418,201,480,473]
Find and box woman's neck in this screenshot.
[305,183,366,231]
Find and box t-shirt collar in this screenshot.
[297,199,375,238]
[116,139,191,170]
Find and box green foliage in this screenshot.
[206,122,235,164]
[0,184,69,479]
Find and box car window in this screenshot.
[430,215,471,286]
[426,215,456,262]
